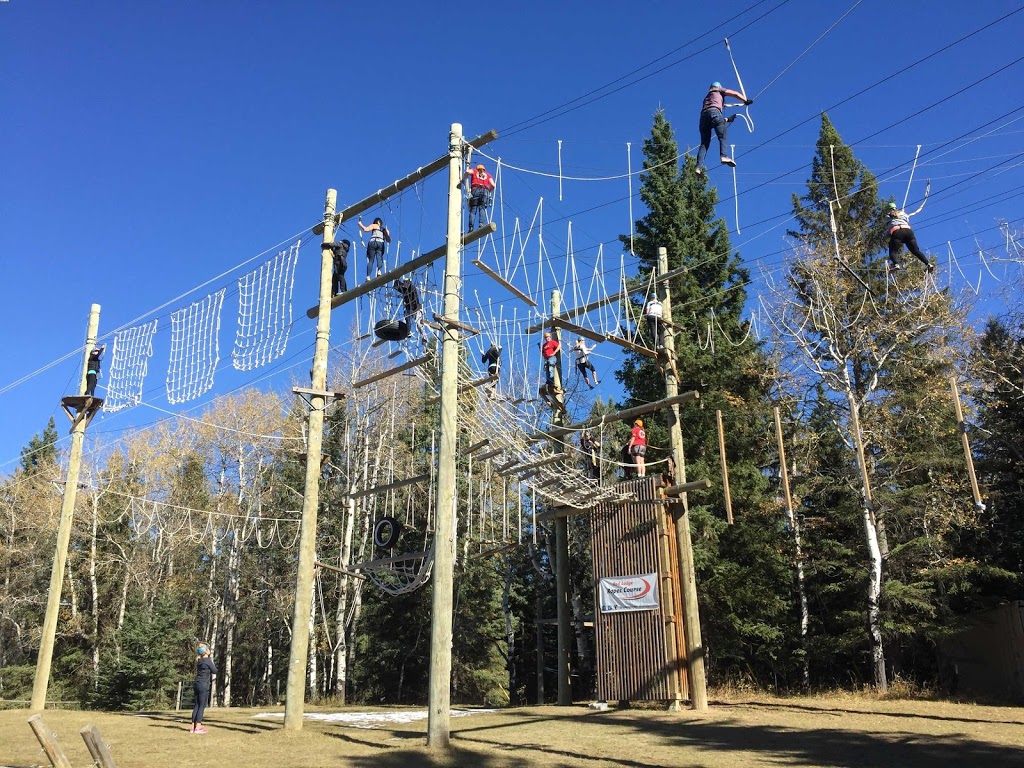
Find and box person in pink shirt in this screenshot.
[695,81,751,175]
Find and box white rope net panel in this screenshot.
[361,549,435,596]
[104,319,158,412]
[166,288,225,404]
[232,241,300,371]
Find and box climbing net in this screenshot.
[232,241,300,371]
[104,319,158,412]
[360,549,435,596]
[166,288,225,404]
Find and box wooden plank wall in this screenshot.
[939,600,1024,703]
[590,475,684,702]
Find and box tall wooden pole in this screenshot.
[949,377,985,510]
[549,290,573,705]
[31,305,101,710]
[657,246,708,710]
[774,406,809,690]
[283,190,336,730]
[715,410,734,525]
[427,123,465,748]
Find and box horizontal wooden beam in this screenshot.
[348,473,430,500]
[353,355,431,389]
[313,129,499,235]
[292,386,345,400]
[471,259,538,307]
[526,390,700,442]
[431,313,481,336]
[550,317,607,345]
[425,374,497,404]
[475,448,505,461]
[466,438,490,455]
[314,560,368,580]
[307,223,496,318]
[603,333,658,359]
[663,478,712,497]
[349,550,430,571]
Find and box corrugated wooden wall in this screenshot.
[590,475,685,703]
[939,600,1024,703]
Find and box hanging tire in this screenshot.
[373,516,402,549]
[375,318,410,342]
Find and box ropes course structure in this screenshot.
[104,319,158,412]
[232,241,300,371]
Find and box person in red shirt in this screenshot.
[540,331,560,391]
[695,81,752,175]
[627,418,647,477]
[464,163,495,231]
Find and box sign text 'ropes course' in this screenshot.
[598,573,659,613]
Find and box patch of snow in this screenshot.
[253,708,496,729]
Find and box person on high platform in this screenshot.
[540,331,561,391]
[695,81,751,175]
[330,239,350,296]
[85,345,106,398]
[358,217,391,281]
[627,418,648,478]
[464,163,495,232]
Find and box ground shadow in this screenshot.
[718,699,1024,727]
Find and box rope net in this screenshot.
[361,549,435,596]
[166,288,225,404]
[232,242,300,371]
[104,319,158,412]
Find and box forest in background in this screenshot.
[2,112,1022,710]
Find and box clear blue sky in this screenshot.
[3,0,1023,472]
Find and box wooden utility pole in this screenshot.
[656,246,708,710]
[550,289,573,705]
[283,190,337,730]
[427,123,465,748]
[31,304,100,711]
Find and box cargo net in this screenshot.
[104,319,158,412]
[166,289,225,404]
[232,241,300,371]
[361,549,434,596]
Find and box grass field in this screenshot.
[2,693,1023,767]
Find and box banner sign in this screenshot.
[598,573,659,613]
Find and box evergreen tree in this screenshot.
[619,110,793,688]
[18,417,59,474]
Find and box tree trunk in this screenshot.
[863,505,887,692]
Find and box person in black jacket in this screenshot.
[330,240,350,296]
[85,345,106,398]
[191,644,217,734]
[481,344,501,377]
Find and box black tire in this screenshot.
[373,516,402,549]
[374,318,410,342]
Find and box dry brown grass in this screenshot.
[2,693,1023,768]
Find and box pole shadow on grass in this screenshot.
[717,699,1024,727]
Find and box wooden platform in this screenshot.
[60,396,104,433]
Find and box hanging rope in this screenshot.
[723,37,754,133]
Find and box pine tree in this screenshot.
[18,417,59,474]
[619,110,794,687]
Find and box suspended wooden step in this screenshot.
[348,473,430,500]
[431,313,481,336]
[353,355,432,389]
[476,447,504,461]
[466,438,490,455]
[425,374,498,405]
[549,317,607,345]
[471,259,538,307]
[60,396,103,433]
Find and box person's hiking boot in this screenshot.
[926,262,936,274]
[193,726,208,734]
[694,166,704,176]
[888,262,903,273]
[720,156,736,167]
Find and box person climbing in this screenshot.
[393,277,421,319]
[358,217,391,281]
[464,163,495,232]
[190,643,217,734]
[581,431,601,480]
[644,296,664,348]
[573,339,599,388]
[481,344,502,377]
[330,239,350,296]
[884,201,934,273]
[627,418,647,477]
[695,81,751,175]
[85,345,106,398]
[540,331,561,391]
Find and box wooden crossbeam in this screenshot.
[466,438,490,455]
[511,454,566,473]
[431,313,481,336]
[549,317,608,345]
[476,448,505,461]
[526,390,699,442]
[353,355,431,389]
[663,478,712,496]
[313,129,498,235]
[603,333,658,359]
[307,223,496,318]
[425,374,497,404]
[314,560,367,580]
[471,259,538,307]
[348,473,430,500]
[496,459,522,473]
[292,387,345,400]
[349,550,430,571]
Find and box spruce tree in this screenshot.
[619,110,793,687]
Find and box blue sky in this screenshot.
[3,0,1023,472]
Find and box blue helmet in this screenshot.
[710,81,721,89]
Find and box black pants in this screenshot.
[888,228,929,267]
[646,316,661,346]
[192,683,210,724]
[332,261,347,295]
[86,373,97,397]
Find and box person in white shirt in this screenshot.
[573,338,599,388]
[644,297,664,348]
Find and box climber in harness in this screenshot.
[329,239,350,296]
[580,431,601,480]
[358,217,391,281]
[884,201,934,273]
[464,163,495,232]
[394,277,421,319]
[694,82,752,176]
[481,344,501,377]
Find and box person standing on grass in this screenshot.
[191,643,216,734]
